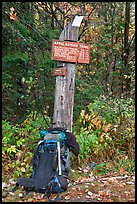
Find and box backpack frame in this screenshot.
[11,128,70,202]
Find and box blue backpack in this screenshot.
[11,127,79,202]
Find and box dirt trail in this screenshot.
[2,174,135,202]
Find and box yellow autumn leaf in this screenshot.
[80,110,85,117]
[88,125,92,130]
[99,133,106,142]
[104,124,111,133]
[91,116,101,129]
[21,167,26,172]
[85,113,89,120]
[21,162,25,166]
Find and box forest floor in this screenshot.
[2,166,135,202]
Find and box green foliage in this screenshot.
[73,96,135,164]
[92,157,135,175]
[3,52,29,64]
[2,112,51,179]
[2,2,135,180]
[114,156,135,174]
[93,163,109,175]
[13,20,30,38]
[2,2,60,124]
[76,127,99,160]
[74,66,103,119]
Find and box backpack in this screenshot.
[11,127,79,202]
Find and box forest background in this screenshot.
[2,2,135,181]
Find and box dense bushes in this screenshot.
[73,96,135,164]
[2,111,51,180]
[2,96,135,180]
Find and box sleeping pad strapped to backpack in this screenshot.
[11,127,79,201]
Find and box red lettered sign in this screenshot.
[51,40,90,64]
[78,43,90,64]
[51,67,66,76]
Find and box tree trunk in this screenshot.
[124,2,130,98]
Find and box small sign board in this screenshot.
[51,40,90,64]
[51,67,66,76]
[72,15,84,27]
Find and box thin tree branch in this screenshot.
[3,10,49,44]
[37,2,64,29]
[129,33,135,48]
[78,3,98,40]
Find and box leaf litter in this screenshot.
[2,168,135,202]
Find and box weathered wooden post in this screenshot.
[51,16,90,132]
[53,24,78,132]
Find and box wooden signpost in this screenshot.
[51,16,90,131]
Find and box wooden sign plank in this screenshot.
[51,67,66,76]
[51,40,78,63]
[78,43,90,64]
[51,39,90,64]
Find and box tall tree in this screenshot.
[123,2,131,97]
[2,2,135,124]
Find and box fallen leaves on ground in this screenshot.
[2,172,135,202]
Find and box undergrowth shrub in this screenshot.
[2,111,51,180]
[73,96,135,165]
